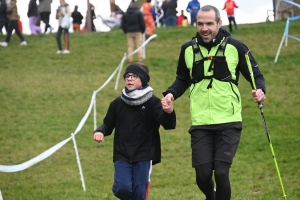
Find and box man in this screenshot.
[186,0,200,26]
[162,5,266,200]
[121,0,145,64]
[222,0,238,33]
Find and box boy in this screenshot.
[93,62,176,200]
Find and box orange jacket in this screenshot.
[223,0,238,16]
[142,2,152,15]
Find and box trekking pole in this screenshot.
[245,53,287,199]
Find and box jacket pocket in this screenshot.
[213,56,232,82]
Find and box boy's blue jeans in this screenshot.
[112,160,152,200]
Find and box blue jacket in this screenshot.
[186,0,200,19]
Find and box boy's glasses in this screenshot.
[124,74,139,81]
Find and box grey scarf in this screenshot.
[121,85,153,106]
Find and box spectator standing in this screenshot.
[0,0,8,35]
[160,0,168,27]
[223,0,238,33]
[186,0,200,26]
[55,0,71,54]
[162,5,266,200]
[121,1,145,64]
[164,0,177,26]
[0,0,26,47]
[27,0,42,34]
[84,3,96,32]
[93,62,176,200]
[38,0,53,33]
[71,5,83,32]
[141,0,155,38]
[176,9,186,26]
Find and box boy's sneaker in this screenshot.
[0,42,8,47]
[20,41,27,46]
[56,50,62,54]
[62,49,70,54]
[204,189,216,200]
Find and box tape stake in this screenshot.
[0,190,3,200]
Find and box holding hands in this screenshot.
[161,93,174,114]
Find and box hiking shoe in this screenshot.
[56,50,62,54]
[0,42,8,47]
[20,41,27,46]
[204,189,216,200]
[62,49,70,54]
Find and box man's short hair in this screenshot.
[200,5,221,22]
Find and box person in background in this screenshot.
[110,0,124,18]
[0,0,9,35]
[186,0,200,26]
[160,0,168,27]
[27,0,42,34]
[176,9,186,26]
[71,5,83,32]
[141,0,155,38]
[222,0,238,33]
[83,3,96,32]
[121,0,145,64]
[93,62,176,200]
[182,16,188,27]
[164,0,177,26]
[151,1,161,27]
[55,0,71,54]
[0,0,26,47]
[98,0,123,30]
[38,0,53,33]
[162,5,266,200]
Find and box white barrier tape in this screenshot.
[74,92,96,134]
[94,65,120,94]
[71,133,86,192]
[114,53,127,91]
[0,137,71,173]
[0,190,3,200]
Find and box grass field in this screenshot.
[0,19,300,200]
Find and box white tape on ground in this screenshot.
[0,137,71,173]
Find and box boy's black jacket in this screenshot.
[94,95,176,165]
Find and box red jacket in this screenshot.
[223,0,238,16]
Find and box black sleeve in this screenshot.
[163,43,191,99]
[121,13,127,33]
[233,39,266,94]
[139,12,145,33]
[153,97,176,130]
[93,100,116,136]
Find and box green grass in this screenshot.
[0,20,300,199]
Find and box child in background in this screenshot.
[93,62,176,200]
